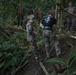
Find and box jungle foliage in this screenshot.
[0,0,76,75]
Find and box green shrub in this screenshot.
[47,50,76,75]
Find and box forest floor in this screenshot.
[15,36,76,75]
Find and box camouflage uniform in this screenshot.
[41,15,61,58]
[16,3,25,26]
[66,6,76,31]
[26,21,39,59]
[37,7,43,22]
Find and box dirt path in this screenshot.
[23,59,40,75]
[15,37,76,75]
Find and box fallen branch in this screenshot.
[70,35,76,39]
[0,30,11,40]
[35,44,54,75]
[0,25,26,32]
[8,26,26,32]
[11,58,33,75]
[39,62,49,75]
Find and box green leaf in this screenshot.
[12,57,18,66]
[68,57,76,71]
[69,50,76,62]
[58,73,64,75]
[3,58,15,69]
[0,52,2,58]
[49,71,56,75]
[55,0,61,5]
[0,61,5,68]
[47,58,67,66]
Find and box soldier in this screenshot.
[26,17,40,61]
[23,6,35,26]
[50,6,55,17]
[16,3,25,26]
[28,6,34,15]
[23,7,35,29]
[36,7,43,23]
[27,6,35,23]
[65,1,76,31]
[40,10,61,58]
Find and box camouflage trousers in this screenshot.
[43,30,61,57]
[66,17,75,31]
[31,39,40,58]
[17,14,24,26]
[27,34,39,58]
